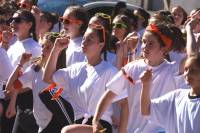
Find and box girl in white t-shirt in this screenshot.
[59,5,88,66]
[43,23,128,133]
[140,18,200,133]
[5,9,41,133]
[0,47,13,115]
[6,32,73,133]
[89,13,129,133]
[91,23,187,133]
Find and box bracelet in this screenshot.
[17,64,23,68]
[127,52,134,56]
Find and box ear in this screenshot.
[160,47,169,56]
[27,21,33,30]
[99,42,105,48]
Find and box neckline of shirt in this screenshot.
[143,59,167,72]
[18,37,33,43]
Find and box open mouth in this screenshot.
[82,47,86,53]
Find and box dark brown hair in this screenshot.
[65,5,88,35]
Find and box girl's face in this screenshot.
[112,18,127,41]
[184,58,200,90]
[18,0,33,11]
[61,9,82,39]
[171,7,184,26]
[41,39,53,59]
[39,16,52,34]
[0,15,10,32]
[81,28,104,58]
[10,13,32,37]
[141,31,165,62]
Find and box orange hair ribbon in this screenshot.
[146,24,172,48]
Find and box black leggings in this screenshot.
[39,115,63,133]
[0,99,15,133]
[12,109,38,133]
[12,91,38,133]
[39,89,74,132]
[75,117,112,133]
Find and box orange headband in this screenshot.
[146,24,172,48]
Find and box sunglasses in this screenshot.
[95,13,111,24]
[10,17,26,24]
[112,23,127,29]
[59,17,82,25]
[18,2,32,9]
[88,23,105,43]
[0,19,10,25]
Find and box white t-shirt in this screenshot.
[18,65,52,132]
[7,38,42,70]
[65,37,85,66]
[0,48,13,99]
[169,51,186,66]
[150,89,200,133]
[107,59,179,133]
[104,51,116,67]
[53,60,118,124]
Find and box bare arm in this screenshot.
[6,53,32,92]
[43,37,69,83]
[117,98,129,133]
[31,6,42,40]
[92,90,117,133]
[5,90,18,118]
[185,19,199,57]
[140,69,152,116]
[140,83,151,115]
[115,42,124,69]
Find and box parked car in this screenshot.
[37,0,142,17]
[37,0,90,15]
[83,1,142,18]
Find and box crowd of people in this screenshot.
[0,0,200,133]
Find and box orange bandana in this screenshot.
[146,24,172,49]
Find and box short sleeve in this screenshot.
[0,48,13,80]
[149,90,177,131]
[18,66,35,89]
[112,88,128,103]
[52,68,70,88]
[107,68,132,95]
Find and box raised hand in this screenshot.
[31,5,41,20]
[191,10,200,19]
[19,53,32,65]
[140,68,152,86]
[186,18,200,30]
[124,32,138,50]
[92,120,105,133]
[1,30,13,50]
[53,37,70,51]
